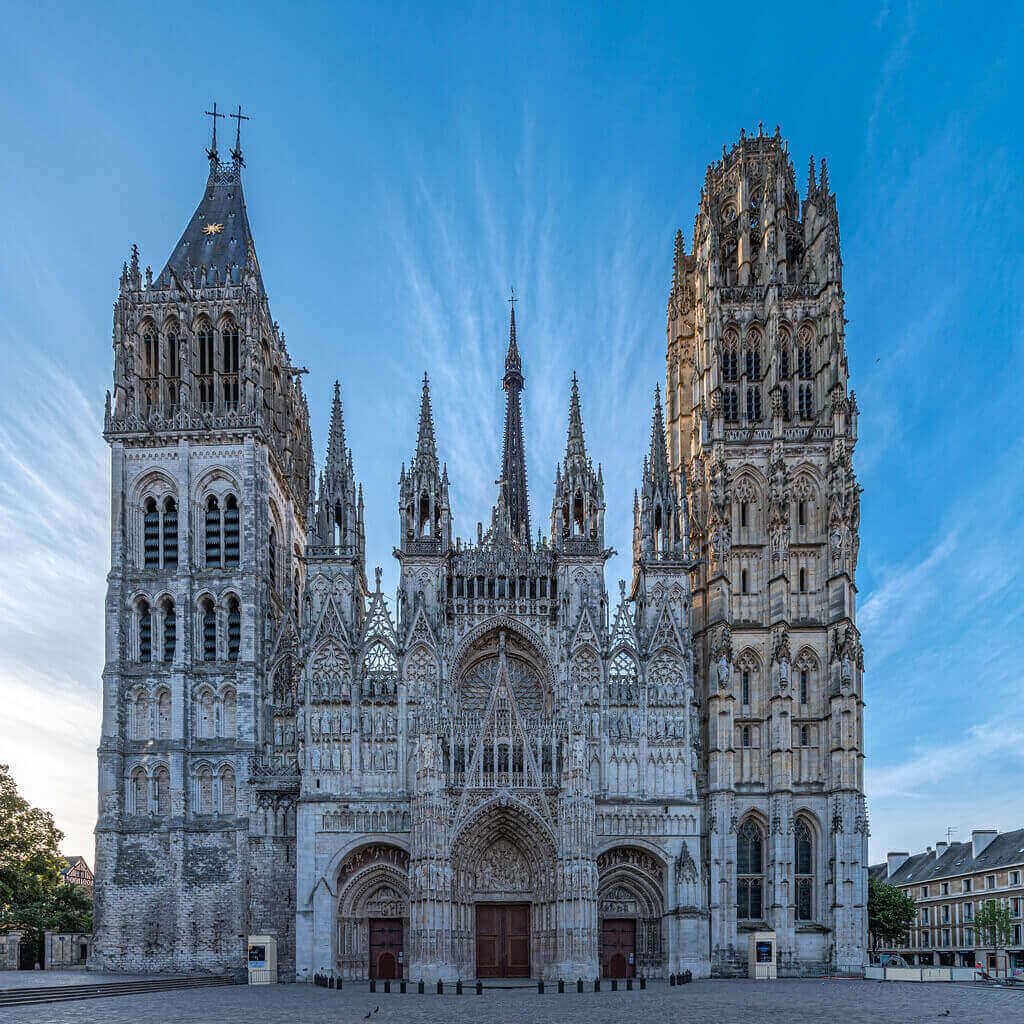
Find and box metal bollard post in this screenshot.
[384,980,391,994]
[400,980,406,994]
[594,977,601,992]
[418,978,424,995]
[626,977,633,991]
[456,979,463,995]
[537,979,545,994]
[337,978,343,991]
[476,980,483,996]
[558,979,565,994]
[369,979,375,993]
[437,979,444,995]
[639,976,646,990]
[577,977,584,993]
[611,978,618,992]
[669,972,676,986]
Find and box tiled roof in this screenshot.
[885,828,1024,886]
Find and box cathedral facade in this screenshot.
[92,123,867,981]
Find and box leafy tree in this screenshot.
[0,764,91,964]
[974,899,1013,969]
[868,877,916,956]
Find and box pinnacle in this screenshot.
[326,379,348,474]
[563,372,588,471]
[415,371,438,470]
[648,384,670,483]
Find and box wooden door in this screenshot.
[368,918,403,979]
[475,903,531,978]
[601,918,636,978]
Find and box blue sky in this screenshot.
[1,1,1022,862]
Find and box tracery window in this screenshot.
[798,341,813,379]
[746,385,762,421]
[609,650,639,702]
[799,669,809,705]
[795,819,814,921]
[722,331,738,382]
[798,383,814,419]
[723,387,738,422]
[268,525,278,592]
[780,385,791,421]
[142,328,159,410]
[221,322,240,406]
[166,326,180,406]
[736,819,765,919]
[745,330,762,379]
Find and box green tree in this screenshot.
[974,899,1013,970]
[868,877,916,958]
[0,764,92,964]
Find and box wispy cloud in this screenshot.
[0,351,108,856]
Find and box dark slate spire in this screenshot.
[497,295,530,544]
[415,372,439,475]
[154,124,264,295]
[314,380,362,557]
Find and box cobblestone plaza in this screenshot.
[2,980,1021,1024]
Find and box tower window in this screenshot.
[799,669,809,705]
[779,346,790,379]
[205,496,222,566]
[798,345,813,379]
[740,501,749,528]
[781,385,791,421]
[798,500,808,527]
[223,495,239,566]
[798,383,814,419]
[162,598,176,661]
[746,386,762,421]
[162,498,178,567]
[741,670,751,705]
[745,346,761,380]
[799,724,811,746]
[799,567,808,593]
[722,346,738,382]
[226,597,240,662]
[268,526,278,592]
[221,323,240,406]
[200,598,216,662]
[741,725,752,746]
[196,323,215,406]
[143,499,160,568]
[741,568,749,594]
[724,387,738,422]
[138,599,152,663]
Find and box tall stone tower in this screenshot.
[93,117,312,975]
[664,126,867,973]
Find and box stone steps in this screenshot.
[0,975,235,1007]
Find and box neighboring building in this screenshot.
[870,829,1024,973]
[91,120,866,981]
[665,127,867,973]
[62,856,94,894]
[45,932,92,969]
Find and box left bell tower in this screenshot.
[93,108,312,977]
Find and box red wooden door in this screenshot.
[369,918,403,979]
[601,918,636,978]
[475,904,531,978]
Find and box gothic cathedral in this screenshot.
[92,123,867,981]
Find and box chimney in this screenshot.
[972,830,997,858]
[887,851,910,878]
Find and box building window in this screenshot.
[737,819,765,920]
[205,496,222,566]
[138,599,152,663]
[223,495,239,565]
[156,688,171,739]
[941,882,949,895]
[153,766,170,816]
[963,878,972,893]
[745,343,761,379]
[128,766,148,814]
[741,568,749,595]
[779,345,790,379]
[221,323,240,406]
[195,765,213,815]
[746,385,762,421]
[722,344,738,382]
[799,669,809,705]
[780,384,791,420]
[196,323,215,406]
[741,725,752,747]
[219,765,236,815]
[799,724,811,746]
[798,383,814,419]
[226,597,240,662]
[143,499,160,568]
[795,819,814,921]
[798,567,808,593]
[161,598,176,661]
[964,902,974,922]
[1010,871,1021,886]
[798,343,812,379]
[740,501,749,528]
[268,526,278,591]
[724,387,738,422]
[741,670,751,706]
[986,874,996,889]
[200,598,216,662]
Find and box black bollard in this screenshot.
[594,977,601,992]
[400,980,406,994]
[611,978,618,992]
[669,972,676,986]
[558,979,565,994]
[418,978,425,995]
[685,969,692,984]
[577,977,584,993]
[330,977,336,989]
[640,975,646,990]
[369,979,376,993]
[476,980,483,996]
[384,980,391,994]
[537,979,545,994]
[456,979,463,995]
[437,979,444,995]
[337,978,343,990]
[626,977,633,991]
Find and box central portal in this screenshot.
[475,903,530,978]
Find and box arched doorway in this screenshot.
[597,846,667,978]
[334,843,409,979]
[450,799,557,979]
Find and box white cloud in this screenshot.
[0,352,108,857]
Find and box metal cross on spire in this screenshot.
[508,286,517,313]
[204,103,225,162]
[230,105,250,165]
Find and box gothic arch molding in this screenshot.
[449,616,556,687]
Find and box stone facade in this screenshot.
[92,124,867,981]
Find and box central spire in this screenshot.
[496,293,531,544]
